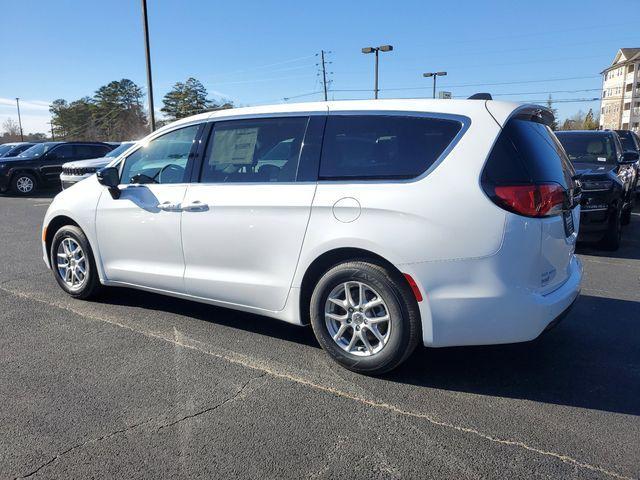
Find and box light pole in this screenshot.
[141,0,156,132]
[15,98,24,141]
[362,45,393,99]
[423,71,447,99]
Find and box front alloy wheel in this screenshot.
[50,225,101,299]
[56,237,88,292]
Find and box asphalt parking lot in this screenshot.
[0,191,638,480]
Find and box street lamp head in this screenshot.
[379,45,393,52]
[423,72,434,77]
[436,71,448,76]
[362,47,375,54]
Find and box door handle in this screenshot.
[157,201,182,211]
[182,200,209,212]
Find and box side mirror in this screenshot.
[96,167,121,199]
[620,151,640,164]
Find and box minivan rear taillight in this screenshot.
[491,183,565,217]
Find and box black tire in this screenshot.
[599,206,622,251]
[621,207,631,226]
[309,261,421,375]
[50,225,102,299]
[11,172,38,195]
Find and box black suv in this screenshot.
[555,130,638,250]
[0,142,114,195]
[615,129,640,195]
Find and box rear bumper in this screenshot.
[405,254,582,348]
[579,208,610,235]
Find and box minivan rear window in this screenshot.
[482,118,574,188]
[319,115,462,179]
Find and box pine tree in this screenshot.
[161,77,231,120]
[583,109,598,130]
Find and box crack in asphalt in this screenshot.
[157,372,266,432]
[13,417,156,479]
[1,284,635,480]
[12,373,266,479]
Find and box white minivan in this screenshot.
[42,99,582,374]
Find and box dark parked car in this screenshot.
[0,142,35,158]
[555,130,638,250]
[615,129,640,194]
[0,142,114,195]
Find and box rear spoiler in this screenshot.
[513,106,555,127]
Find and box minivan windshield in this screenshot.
[554,132,618,165]
[18,142,57,158]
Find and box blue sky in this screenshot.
[0,0,637,134]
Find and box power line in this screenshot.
[453,88,601,98]
[208,55,317,79]
[323,75,601,93]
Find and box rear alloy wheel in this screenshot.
[310,261,421,375]
[50,225,102,299]
[11,173,37,195]
[324,281,392,356]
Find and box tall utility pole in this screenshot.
[362,45,393,99]
[141,0,156,132]
[15,98,24,141]
[320,50,328,101]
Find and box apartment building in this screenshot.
[600,48,640,132]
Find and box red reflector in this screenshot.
[403,273,423,302]
[493,183,565,217]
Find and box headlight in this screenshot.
[581,180,613,191]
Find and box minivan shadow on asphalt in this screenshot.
[96,287,639,416]
[393,294,640,416]
[94,287,320,348]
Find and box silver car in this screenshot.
[60,142,136,189]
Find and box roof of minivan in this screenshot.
[158,99,542,135]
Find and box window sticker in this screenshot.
[597,157,607,162]
[211,128,259,165]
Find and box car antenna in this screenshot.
[468,93,492,100]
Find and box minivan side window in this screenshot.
[319,115,462,179]
[201,117,308,183]
[120,125,199,184]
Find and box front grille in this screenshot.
[62,167,97,176]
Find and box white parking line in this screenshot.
[32,203,51,207]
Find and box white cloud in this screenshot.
[0,97,51,111]
[0,98,52,134]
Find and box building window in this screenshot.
[629,64,635,73]
[626,83,633,92]
[624,103,631,111]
